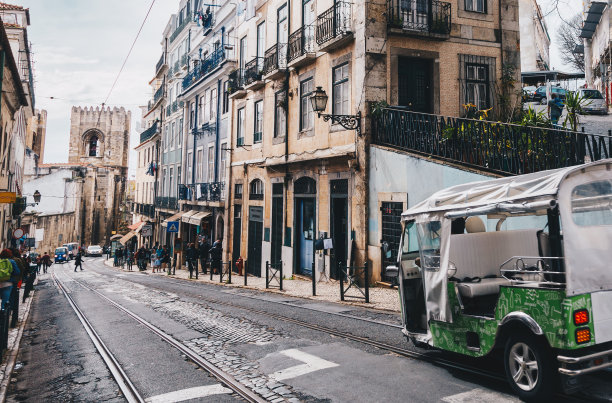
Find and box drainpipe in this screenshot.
[283,0,291,271]
[214,78,221,183]
[192,95,199,186]
[0,51,4,118]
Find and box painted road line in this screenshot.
[145,384,233,403]
[442,388,519,403]
[270,349,339,381]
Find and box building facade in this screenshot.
[582,0,611,106]
[518,0,550,72]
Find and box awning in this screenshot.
[161,211,186,227]
[181,210,198,223]
[580,1,607,38]
[186,211,211,225]
[119,231,137,245]
[128,221,145,233]
[110,234,123,241]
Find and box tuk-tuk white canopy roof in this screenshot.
[402,160,612,220]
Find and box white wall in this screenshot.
[23,168,76,215]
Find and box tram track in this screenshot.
[53,271,265,403]
[84,262,598,402]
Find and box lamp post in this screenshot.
[310,86,361,136]
[26,190,41,206]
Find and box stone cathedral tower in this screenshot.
[69,106,130,245]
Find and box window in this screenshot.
[239,36,247,70]
[465,63,489,110]
[169,167,174,197]
[178,118,183,146]
[171,122,176,148]
[203,89,210,122]
[162,168,167,195]
[254,100,263,143]
[237,107,245,146]
[208,146,215,183]
[465,0,486,13]
[210,88,217,121]
[257,22,266,70]
[277,4,288,44]
[220,142,227,182]
[196,148,203,182]
[249,179,264,200]
[190,103,195,128]
[222,81,229,114]
[235,183,243,199]
[571,180,612,226]
[333,63,349,115]
[178,166,181,191]
[274,91,286,137]
[416,221,441,271]
[300,78,314,131]
[88,136,99,157]
[187,151,193,182]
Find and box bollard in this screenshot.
[279,261,283,291]
[340,262,345,301]
[364,262,370,303]
[312,261,316,296]
[265,261,269,289]
[244,260,248,286]
[228,262,231,284]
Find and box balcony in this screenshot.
[387,0,452,39]
[182,47,226,92]
[316,1,353,52]
[228,68,246,98]
[288,25,316,68]
[197,182,225,203]
[180,54,189,69]
[165,104,172,117]
[169,12,194,44]
[244,57,264,90]
[173,60,180,76]
[262,43,288,80]
[148,85,164,112]
[194,121,216,138]
[201,8,214,35]
[154,196,178,210]
[139,121,159,144]
[155,53,166,76]
[134,203,155,218]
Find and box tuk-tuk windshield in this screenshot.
[571,180,612,226]
[55,248,66,254]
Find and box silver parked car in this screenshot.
[86,245,103,256]
[579,88,608,115]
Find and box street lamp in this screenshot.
[26,190,41,206]
[310,86,361,136]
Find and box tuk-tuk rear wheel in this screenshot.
[504,332,556,401]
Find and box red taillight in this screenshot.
[574,309,589,326]
[575,328,591,344]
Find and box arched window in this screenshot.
[89,135,99,157]
[249,179,264,200]
[294,177,316,195]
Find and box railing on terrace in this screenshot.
[316,1,352,45]
[154,196,178,210]
[228,69,245,93]
[182,47,226,91]
[135,203,155,217]
[288,25,315,62]
[169,12,194,43]
[244,57,263,86]
[139,121,158,144]
[262,43,287,75]
[178,184,189,200]
[155,53,165,73]
[148,85,164,111]
[197,182,225,202]
[372,107,612,176]
[387,0,451,36]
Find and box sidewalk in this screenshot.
[104,260,400,313]
[0,283,37,402]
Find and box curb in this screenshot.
[0,279,37,403]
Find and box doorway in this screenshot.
[247,206,263,276]
[271,183,283,265]
[294,177,316,276]
[381,202,404,283]
[232,205,242,268]
[330,179,348,280]
[398,57,433,113]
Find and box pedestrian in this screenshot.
[186,243,198,279]
[154,245,163,273]
[105,245,111,260]
[548,92,564,126]
[74,251,83,272]
[42,252,51,274]
[199,237,210,275]
[126,249,134,271]
[161,245,170,274]
[116,247,124,268]
[0,249,17,310]
[35,255,42,274]
[210,238,222,275]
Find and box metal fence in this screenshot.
[288,25,315,62]
[182,47,226,91]
[339,262,369,303]
[263,43,288,75]
[266,261,283,290]
[372,107,612,176]
[387,0,451,35]
[316,1,352,45]
[244,57,263,86]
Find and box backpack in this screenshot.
[0,259,14,281]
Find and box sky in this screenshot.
[13,0,582,172]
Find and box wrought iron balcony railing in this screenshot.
[134,203,155,217]
[228,68,245,94]
[182,47,226,91]
[387,0,451,36]
[372,107,612,176]
[244,57,264,86]
[316,1,352,45]
[139,121,158,144]
[197,182,225,202]
[262,43,288,76]
[288,25,316,62]
[148,85,164,111]
[165,104,172,117]
[155,53,165,74]
[180,54,188,68]
[154,196,178,210]
[169,11,194,43]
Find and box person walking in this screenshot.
[0,249,17,310]
[548,92,564,126]
[210,238,222,275]
[161,246,170,274]
[105,245,111,260]
[42,252,52,274]
[186,243,198,279]
[126,249,134,271]
[74,251,83,272]
[199,237,210,275]
[35,255,42,274]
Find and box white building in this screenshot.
[581,0,611,106]
[519,0,551,72]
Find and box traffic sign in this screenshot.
[167,221,179,233]
[12,228,24,239]
[141,224,152,237]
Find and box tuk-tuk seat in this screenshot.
[450,229,541,298]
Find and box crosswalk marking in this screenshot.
[442,388,519,403]
[269,348,339,381]
[145,384,232,403]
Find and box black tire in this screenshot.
[540,97,547,105]
[504,332,556,401]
